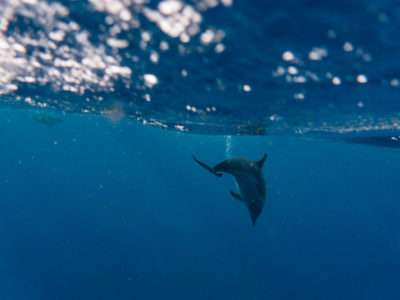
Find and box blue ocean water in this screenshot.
[1,0,400,299]
[1,109,400,300]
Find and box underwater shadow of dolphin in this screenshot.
[193,154,267,226]
[33,113,64,128]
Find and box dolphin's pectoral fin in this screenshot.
[230,190,243,201]
[257,153,268,169]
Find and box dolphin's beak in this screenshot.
[192,155,223,178]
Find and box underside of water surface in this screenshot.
[0,0,399,138]
[2,2,400,299]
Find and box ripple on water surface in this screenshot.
[0,0,399,136]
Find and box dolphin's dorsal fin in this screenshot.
[257,153,268,169]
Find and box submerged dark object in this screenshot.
[348,136,400,148]
[193,154,267,226]
[33,113,63,128]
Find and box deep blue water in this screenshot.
[1,109,399,300]
[1,0,400,299]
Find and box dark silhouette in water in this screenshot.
[33,113,63,127]
[193,154,267,226]
[348,136,400,148]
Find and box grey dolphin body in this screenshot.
[193,154,267,226]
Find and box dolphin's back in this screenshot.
[214,158,258,175]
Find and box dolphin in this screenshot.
[193,154,267,226]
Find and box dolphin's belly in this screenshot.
[235,175,265,204]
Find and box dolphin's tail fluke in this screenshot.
[192,155,223,178]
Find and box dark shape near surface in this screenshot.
[348,136,400,149]
[193,154,267,226]
[33,113,63,128]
